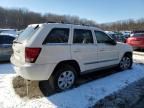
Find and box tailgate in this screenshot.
[12,43,25,66]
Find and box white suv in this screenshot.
[11,23,133,91]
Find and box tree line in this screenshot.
[100,19,144,31]
[0,6,144,31]
[0,7,97,30]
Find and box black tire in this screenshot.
[118,54,133,71]
[49,65,77,92]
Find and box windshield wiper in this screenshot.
[13,40,22,44]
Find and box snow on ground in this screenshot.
[0,63,14,74]
[133,54,144,64]
[0,54,144,108]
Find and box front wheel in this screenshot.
[119,55,133,70]
[49,65,77,92]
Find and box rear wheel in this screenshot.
[49,65,77,91]
[119,54,133,70]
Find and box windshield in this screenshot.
[131,33,144,37]
[16,25,39,42]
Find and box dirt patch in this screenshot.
[93,78,144,108]
[12,76,44,99]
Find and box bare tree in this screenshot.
[0,6,143,31]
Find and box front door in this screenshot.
[94,31,119,67]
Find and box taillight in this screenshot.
[25,47,41,63]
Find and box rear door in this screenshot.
[71,27,98,72]
[94,31,119,67]
[41,25,72,64]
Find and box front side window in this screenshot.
[44,28,69,44]
[73,29,93,44]
[95,31,112,43]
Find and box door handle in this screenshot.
[73,49,81,53]
[100,49,105,51]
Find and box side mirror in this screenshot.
[111,39,117,45]
[106,39,117,45]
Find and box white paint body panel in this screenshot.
[11,23,133,80]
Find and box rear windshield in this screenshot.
[0,35,15,44]
[16,25,39,42]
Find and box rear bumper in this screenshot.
[11,56,56,80]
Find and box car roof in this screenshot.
[29,23,102,31]
[0,33,16,37]
[0,29,16,31]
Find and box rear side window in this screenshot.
[73,29,93,44]
[43,28,69,44]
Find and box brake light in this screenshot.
[25,47,41,63]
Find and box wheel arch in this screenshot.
[52,60,81,76]
[118,51,133,70]
[123,52,133,58]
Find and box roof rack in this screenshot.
[47,21,96,27]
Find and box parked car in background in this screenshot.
[110,34,126,42]
[0,33,16,62]
[106,32,126,43]
[131,30,144,33]
[126,33,144,50]
[0,29,17,36]
[16,30,24,36]
[121,31,131,38]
